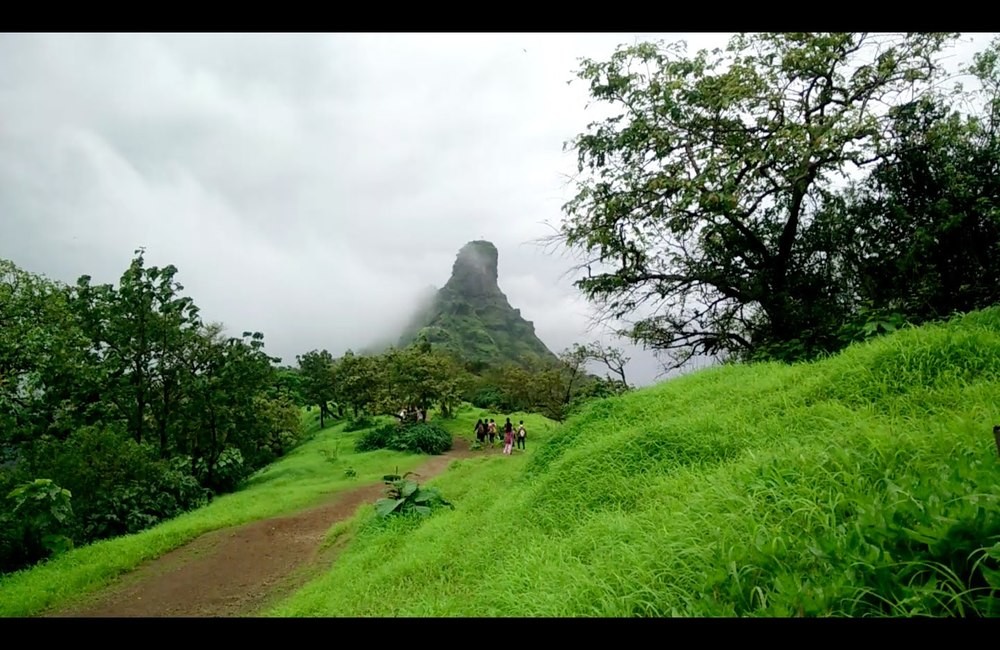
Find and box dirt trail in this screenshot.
[48,436,477,618]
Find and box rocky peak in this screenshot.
[443,240,501,299]
[395,239,558,366]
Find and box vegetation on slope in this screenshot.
[0,418,430,617]
[268,309,1000,617]
[355,420,454,455]
[397,240,558,368]
[0,251,306,576]
[3,244,572,584]
[296,332,631,426]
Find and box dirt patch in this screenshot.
[48,436,475,618]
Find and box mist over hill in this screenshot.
[397,240,559,367]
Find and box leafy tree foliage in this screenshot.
[274,366,308,406]
[0,251,304,574]
[554,32,964,366]
[832,52,1000,330]
[296,349,338,428]
[334,350,380,419]
[456,341,631,422]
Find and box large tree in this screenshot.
[296,349,337,428]
[374,343,462,420]
[554,32,959,367]
[335,350,380,418]
[832,39,1000,327]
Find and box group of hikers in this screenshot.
[474,417,526,455]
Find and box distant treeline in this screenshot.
[286,338,632,429]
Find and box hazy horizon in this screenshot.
[2,32,994,386]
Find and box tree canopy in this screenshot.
[553,32,1000,367]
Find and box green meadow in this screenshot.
[266,308,1000,617]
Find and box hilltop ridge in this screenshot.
[397,240,558,367]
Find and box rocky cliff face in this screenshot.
[397,240,557,367]
[442,241,501,298]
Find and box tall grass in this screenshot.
[0,419,428,617]
[268,309,1000,617]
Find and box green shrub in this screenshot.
[374,472,453,518]
[344,416,376,433]
[194,447,247,493]
[85,460,209,539]
[18,426,210,546]
[244,393,307,468]
[394,422,453,455]
[354,421,453,455]
[470,387,506,411]
[0,479,74,571]
[355,423,397,452]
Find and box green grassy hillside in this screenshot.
[400,289,557,367]
[268,308,1000,617]
[0,414,430,617]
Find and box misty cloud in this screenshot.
[1,33,994,386]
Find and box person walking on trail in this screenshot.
[475,419,486,445]
[488,419,497,447]
[503,421,515,455]
[503,418,514,454]
[516,420,526,450]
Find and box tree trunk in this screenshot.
[207,405,218,487]
[136,384,145,445]
[159,381,170,458]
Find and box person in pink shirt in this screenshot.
[502,417,514,455]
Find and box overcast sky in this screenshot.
[1,33,995,387]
